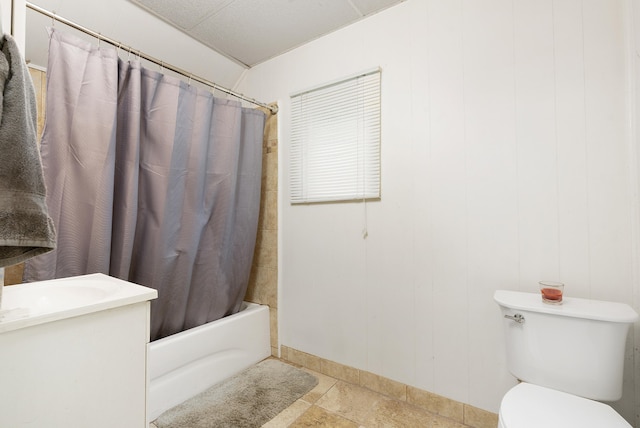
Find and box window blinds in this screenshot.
[290,69,381,204]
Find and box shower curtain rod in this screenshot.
[25,2,278,114]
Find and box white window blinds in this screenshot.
[290,69,381,204]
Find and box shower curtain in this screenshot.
[24,28,265,341]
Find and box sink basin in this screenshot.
[0,273,157,332]
[7,283,112,314]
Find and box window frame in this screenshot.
[289,68,381,204]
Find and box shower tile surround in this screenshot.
[245,106,279,356]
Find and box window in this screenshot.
[290,69,381,204]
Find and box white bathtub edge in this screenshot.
[147,302,270,423]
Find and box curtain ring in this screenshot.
[160,61,164,71]
[127,46,132,62]
[188,74,192,86]
[51,11,56,27]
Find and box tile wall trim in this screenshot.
[280,345,499,428]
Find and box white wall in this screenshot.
[0,0,10,35]
[238,0,638,421]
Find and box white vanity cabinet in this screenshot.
[0,274,157,427]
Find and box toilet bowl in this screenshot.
[498,383,630,428]
[494,290,638,428]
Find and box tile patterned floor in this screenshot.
[151,360,477,428]
[262,364,471,427]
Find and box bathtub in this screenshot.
[147,302,271,422]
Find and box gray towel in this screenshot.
[0,34,55,267]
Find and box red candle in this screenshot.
[541,287,562,302]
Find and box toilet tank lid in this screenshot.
[494,290,638,323]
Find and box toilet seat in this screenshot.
[499,383,631,428]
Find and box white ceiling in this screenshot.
[128,0,406,67]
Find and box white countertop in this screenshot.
[0,273,158,333]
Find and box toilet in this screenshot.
[494,290,638,428]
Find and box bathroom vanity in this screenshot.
[0,273,157,428]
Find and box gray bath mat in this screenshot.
[154,358,318,428]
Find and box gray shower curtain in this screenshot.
[24,28,265,340]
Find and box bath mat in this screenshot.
[154,358,318,428]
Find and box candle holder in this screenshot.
[539,281,564,305]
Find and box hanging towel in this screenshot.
[0,34,55,267]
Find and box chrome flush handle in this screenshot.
[504,313,525,324]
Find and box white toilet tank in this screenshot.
[494,290,638,401]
